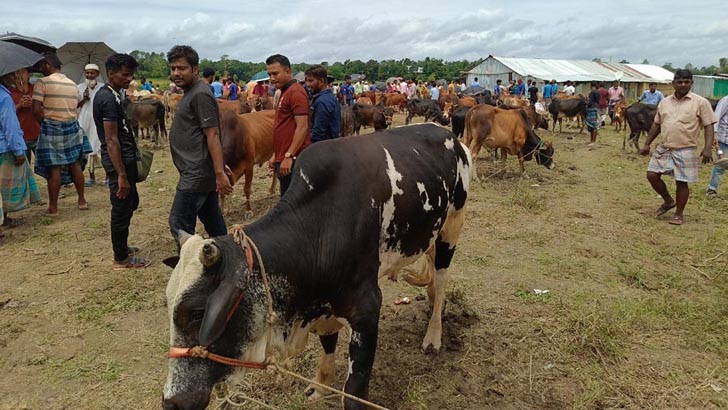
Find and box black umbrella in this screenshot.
[293,71,305,82]
[462,85,487,96]
[0,41,44,77]
[0,32,56,54]
[374,81,387,92]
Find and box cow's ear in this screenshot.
[198,241,246,346]
[162,256,179,269]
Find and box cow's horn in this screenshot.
[200,242,221,267]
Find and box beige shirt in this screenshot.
[32,72,78,121]
[654,91,717,149]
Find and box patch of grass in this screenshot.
[514,287,552,304]
[76,290,147,323]
[510,187,546,214]
[46,354,122,382]
[38,216,54,226]
[405,379,430,410]
[615,263,647,289]
[563,300,629,363]
[469,255,492,267]
[534,252,560,265]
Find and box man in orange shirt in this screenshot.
[9,68,40,163]
[640,69,717,225]
[266,54,309,196]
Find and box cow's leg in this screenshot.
[305,333,338,400]
[579,114,585,134]
[243,166,254,220]
[422,205,466,354]
[343,287,381,410]
[468,140,481,181]
[518,152,529,178]
[405,112,413,125]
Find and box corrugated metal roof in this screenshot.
[625,64,675,82]
[470,56,672,83]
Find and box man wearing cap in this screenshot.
[77,63,104,186]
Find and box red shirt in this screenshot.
[598,88,609,109]
[10,85,41,141]
[273,81,310,162]
[253,83,265,96]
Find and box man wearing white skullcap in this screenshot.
[77,63,104,186]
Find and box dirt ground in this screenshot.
[2,111,728,410]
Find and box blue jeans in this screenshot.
[709,141,728,191]
[169,189,227,250]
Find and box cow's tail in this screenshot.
[401,249,435,287]
[463,107,473,149]
[163,90,170,116]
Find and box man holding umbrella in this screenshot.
[32,53,91,215]
[77,63,104,187]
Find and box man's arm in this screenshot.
[702,125,715,163]
[32,100,44,123]
[104,120,131,199]
[204,127,233,195]
[714,97,728,133]
[640,122,662,155]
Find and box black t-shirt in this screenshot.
[528,86,539,102]
[169,79,220,192]
[93,84,137,171]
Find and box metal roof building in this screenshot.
[465,55,675,99]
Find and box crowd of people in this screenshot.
[1,46,727,256]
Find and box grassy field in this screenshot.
[1,113,728,409]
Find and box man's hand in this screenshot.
[83,88,90,100]
[639,145,651,156]
[15,155,25,166]
[116,175,130,199]
[701,147,713,164]
[216,172,233,196]
[279,157,293,176]
[21,96,32,108]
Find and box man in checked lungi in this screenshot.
[640,69,717,226]
[31,54,91,216]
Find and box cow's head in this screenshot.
[443,101,455,119]
[535,114,549,130]
[162,231,267,410]
[379,107,394,126]
[535,140,555,170]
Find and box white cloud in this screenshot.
[3,0,727,67]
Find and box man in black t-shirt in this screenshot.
[167,45,232,250]
[527,82,539,106]
[93,53,150,269]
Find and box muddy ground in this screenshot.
[2,112,728,410]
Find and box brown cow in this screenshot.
[438,93,459,111]
[167,93,182,117]
[613,100,626,132]
[217,99,251,119]
[359,91,377,104]
[351,102,394,134]
[220,109,276,218]
[357,96,373,105]
[502,96,530,108]
[123,99,167,147]
[498,104,549,131]
[464,104,554,179]
[383,93,407,112]
[340,105,357,137]
[459,96,477,107]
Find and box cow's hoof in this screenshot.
[304,384,333,401]
[421,341,441,355]
[244,210,254,220]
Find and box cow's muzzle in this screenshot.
[548,161,555,170]
[163,391,211,410]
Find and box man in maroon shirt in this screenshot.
[597,82,609,126]
[9,68,40,163]
[266,54,310,196]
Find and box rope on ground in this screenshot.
[271,363,391,410]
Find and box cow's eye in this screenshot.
[190,309,205,325]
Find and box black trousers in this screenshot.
[107,161,139,261]
[274,160,295,197]
[168,189,227,251]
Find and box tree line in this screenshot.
[129,50,481,83]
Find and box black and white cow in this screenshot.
[162,123,471,410]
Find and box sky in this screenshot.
[4,0,727,68]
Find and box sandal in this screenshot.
[655,202,676,217]
[669,216,684,225]
[113,256,151,269]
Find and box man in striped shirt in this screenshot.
[32,54,90,215]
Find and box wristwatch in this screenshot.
[284,152,296,160]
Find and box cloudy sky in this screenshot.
[4,0,726,67]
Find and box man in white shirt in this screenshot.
[563,81,575,96]
[76,63,104,186]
